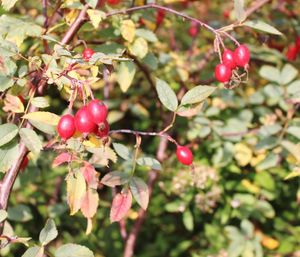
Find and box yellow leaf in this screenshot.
[241,179,260,194]
[90,66,99,78]
[81,188,99,219]
[284,167,300,180]
[23,112,60,126]
[250,153,266,167]
[66,170,86,215]
[262,235,279,250]
[121,20,136,43]
[3,94,24,113]
[83,134,102,148]
[87,9,106,29]
[64,9,79,25]
[234,143,253,167]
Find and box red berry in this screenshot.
[215,63,232,83]
[57,114,76,140]
[75,107,97,134]
[96,120,110,138]
[176,146,193,166]
[156,9,165,26]
[296,36,300,50]
[234,44,250,67]
[286,44,298,61]
[87,99,108,124]
[188,21,198,38]
[107,0,120,5]
[20,156,29,172]
[222,49,236,69]
[82,48,95,62]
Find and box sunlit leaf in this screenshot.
[39,219,58,246]
[110,190,132,223]
[55,244,94,257]
[155,79,178,112]
[23,111,60,126]
[21,246,44,257]
[116,61,136,93]
[113,143,131,160]
[101,171,130,187]
[130,177,149,210]
[180,86,216,105]
[80,189,99,219]
[120,20,135,43]
[0,123,18,147]
[234,0,246,22]
[244,20,283,36]
[19,128,43,154]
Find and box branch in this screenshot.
[0,3,90,233]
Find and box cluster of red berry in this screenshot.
[286,36,300,61]
[215,45,250,83]
[57,100,109,141]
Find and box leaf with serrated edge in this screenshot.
[110,190,132,223]
[0,123,18,147]
[155,79,178,112]
[101,171,130,187]
[55,244,94,257]
[66,170,86,215]
[19,128,43,154]
[130,177,149,210]
[39,219,58,246]
[181,86,216,105]
[23,112,60,126]
[137,157,162,170]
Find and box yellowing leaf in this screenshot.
[129,37,148,59]
[23,112,60,126]
[241,179,260,194]
[89,146,117,166]
[262,235,279,250]
[3,94,24,113]
[66,170,86,215]
[87,9,106,29]
[234,143,253,167]
[120,20,135,43]
[83,134,102,148]
[116,61,136,93]
[80,188,99,219]
[284,167,300,180]
[64,9,80,25]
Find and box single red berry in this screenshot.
[215,63,232,83]
[75,107,97,134]
[234,44,250,67]
[223,10,230,19]
[286,44,298,61]
[57,114,76,140]
[222,49,236,69]
[188,21,198,38]
[96,120,110,138]
[20,156,29,172]
[156,9,165,26]
[295,36,300,50]
[82,48,95,62]
[107,0,120,5]
[176,146,193,166]
[87,99,108,124]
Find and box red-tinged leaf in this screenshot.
[81,162,99,189]
[80,189,99,219]
[52,152,75,167]
[130,177,149,210]
[177,102,204,117]
[110,190,132,223]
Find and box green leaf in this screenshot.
[155,79,178,112]
[1,0,18,11]
[55,244,94,257]
[39,219,58,246]
[0,76,14,92]
[234,0,246,22]
[183,209,194,231]
[241,219,254,237]
[0,123,18,147]
[66,170,86,215]
[244,20,283,36]
[21,246,44,257]
[8,204,33,222]
[101,171,130,187]
[181,85,216,105]
[0,141,19,173]
[116,61,136,93]
[86,0,97,8]
[19,128,43,154]
[137,157,162,171]
[31,97,49,108]
[280,64,298,85]
[130,177,149,210]
[281,140,300,162]
[29,119,56,135]
[259,65,280,83]
[135,29,158,42]
[0,209,8,223]
[112,143,131,160]
[129,37,148,59]
[87,9,106,29]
